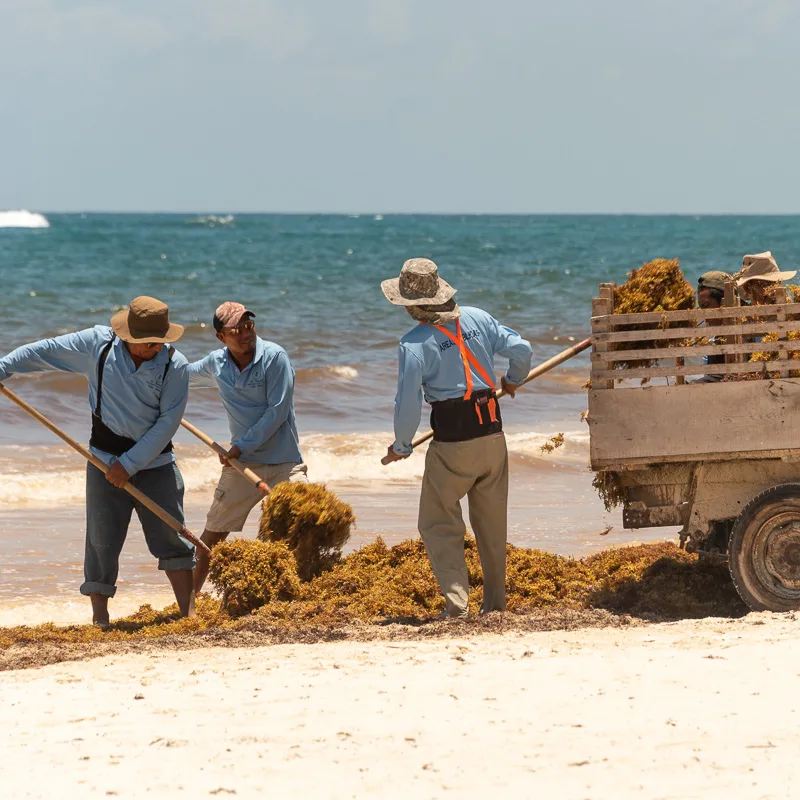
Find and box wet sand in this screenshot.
[1,612,798,798]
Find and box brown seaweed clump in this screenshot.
[592,469,626,511]
[258,482,355,581]
[208,539,301,617]
[611,258,695,370]
[613,259,695,315]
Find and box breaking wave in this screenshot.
[0,429,590,508]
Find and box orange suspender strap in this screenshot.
[432,320,496,400]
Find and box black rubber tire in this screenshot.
[729,483,800,612]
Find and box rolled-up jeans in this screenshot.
[81,461,196,598]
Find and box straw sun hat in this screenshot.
[736,252,797,287]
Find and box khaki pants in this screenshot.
[418,433,509,617]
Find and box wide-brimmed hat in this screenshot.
[697,271,731,293]
[381,258,456,307]
[736,252,797,287]
[110,296,184,344]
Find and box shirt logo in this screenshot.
[438,329,481,352]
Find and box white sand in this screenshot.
[1,613,799,799]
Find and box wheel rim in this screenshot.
[752,511,800,599]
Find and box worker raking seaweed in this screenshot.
[188,302,307,593]
[0,297,196,627]
[381,258,532,617]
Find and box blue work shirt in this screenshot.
[392,306,533,455]
[0,325,189,475]
[188,336,302,465]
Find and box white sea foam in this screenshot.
[192,214,235,226]
[0,210,50,229]
[327,366,359,379]
[0,429,591,508]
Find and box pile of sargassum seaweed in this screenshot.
[0,483,746,650]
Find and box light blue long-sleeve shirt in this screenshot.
[0,325,189,475]
[392,306,533,455]
[187,336,302,465]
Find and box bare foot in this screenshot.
[90,593,110,629]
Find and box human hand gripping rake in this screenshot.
[380,337,592,465]
[179,418,269,494]
[0,382,211,555]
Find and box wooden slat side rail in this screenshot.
[592,340,800,362]
[588,380,800,467]
[590,301,800,326]
[591,291,614,389]
[592,360,793,381]
[593,319,800,345]
[775,287,789,378]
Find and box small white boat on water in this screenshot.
[0,210,50,228]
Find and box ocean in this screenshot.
[2,211,799,623]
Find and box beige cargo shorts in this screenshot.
[205,462,308,533]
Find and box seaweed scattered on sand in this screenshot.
[0,539,748,660]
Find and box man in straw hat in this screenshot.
[0,296,195,627]
[736,251,797,305]
[188,302,307,593]
[381,259,532,617]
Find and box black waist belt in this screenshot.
[90,413,174,457]
[430,389,503,443]
[88,335,174,458]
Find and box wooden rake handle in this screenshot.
[381,337,592,465]
[179,419,269,494]
[0,383,210,555]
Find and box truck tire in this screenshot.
[729,484,800,612]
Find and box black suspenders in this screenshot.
[89,336,175,457]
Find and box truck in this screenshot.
[588,281,800,612]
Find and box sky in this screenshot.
[1,0,799,213]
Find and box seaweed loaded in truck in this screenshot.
[588,281,800,612]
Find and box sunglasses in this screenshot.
[222,320,255,336]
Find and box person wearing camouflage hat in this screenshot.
[689,271,732,384]
[381,258,533,618]
[187,302,307,593]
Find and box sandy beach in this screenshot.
[2,612,798,799]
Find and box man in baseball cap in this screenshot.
[188,302,307,592]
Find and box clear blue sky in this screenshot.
[1,0,798,213]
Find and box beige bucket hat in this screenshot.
[736,252,797,287]
[110,296,184,344]
[381,258,456,306]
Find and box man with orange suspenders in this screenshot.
[381,259,533,617]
